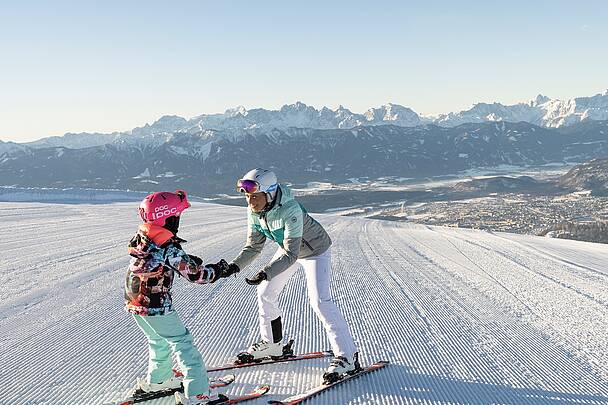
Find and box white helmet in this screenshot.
[237,168,279,203]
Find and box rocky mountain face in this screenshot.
[2,120,608,196]
[452,176,554,194]
[559,157,608,196]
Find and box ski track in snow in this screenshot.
[1,202,608,405]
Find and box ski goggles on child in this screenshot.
[178,190,191,205]
[236,179,260,194]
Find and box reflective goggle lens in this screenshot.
[236,179,259,193]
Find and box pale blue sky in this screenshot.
[1,1,606,142]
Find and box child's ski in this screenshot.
[104,374,235,405]
[207,351,333,373]
[267,361,389,405]
[209,385,271,404]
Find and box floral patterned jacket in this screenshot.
[124,223,215,316]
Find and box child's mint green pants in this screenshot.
[133,311,209,397]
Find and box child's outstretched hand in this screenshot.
[189,255,203,265]
[205,259,240,279]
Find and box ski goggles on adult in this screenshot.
[236,179,260,194]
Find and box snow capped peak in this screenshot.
[334,104,353,114]
[531,94,551,106]
[152,115,188,127]
[364,103,420,126]
[486,112,504,122]
[224,105,248,117]
[280,101,311,113]
[364,106,384,121]
[128,115,188,138]
[381,102,409,112]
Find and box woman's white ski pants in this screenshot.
[256,247,357,357]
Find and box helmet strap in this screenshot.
[263,186,280,212]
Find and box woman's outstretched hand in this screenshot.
[245,271,267,285]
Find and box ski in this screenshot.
[267,361,389,405]
[207,351,333,373]
[209,385,271,404]
[104,373,235,405]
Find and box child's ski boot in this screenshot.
[131,375,182,397]
[175,391,228,405]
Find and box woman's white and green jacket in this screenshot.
[231,185,332,280]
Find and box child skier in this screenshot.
[125,190,236,405]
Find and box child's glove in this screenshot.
[189,255,203,265]
[205,259,240,279]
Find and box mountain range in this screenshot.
[2,90,608,195]
[2,119,608,195]
[2,90,607,152]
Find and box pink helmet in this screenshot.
[139,190,191,226]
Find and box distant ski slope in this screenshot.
[1,202,608,405]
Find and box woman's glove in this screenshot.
[222,261,240,277]
[245,271,267,285]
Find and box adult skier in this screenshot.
[125,190,237,405]
[211,168,360,382]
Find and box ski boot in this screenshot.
[175,391,229,405]
[322,352,362,384]
[131,375,183,397]
[235,339,295,364]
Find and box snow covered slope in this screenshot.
[1,202,608,404]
